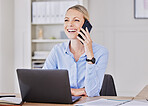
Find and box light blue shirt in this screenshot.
[43,41,108,97]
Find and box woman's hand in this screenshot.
[71,88,87,96]
[77,27,94,63]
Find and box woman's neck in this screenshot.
[69,39,85,54]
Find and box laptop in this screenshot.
[16,69,81,104]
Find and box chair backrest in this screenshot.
[100,74,117,96]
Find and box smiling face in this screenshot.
[64,9,85,39]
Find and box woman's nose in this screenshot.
[68,21,74,27]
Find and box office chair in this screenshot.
[100,74,117,96]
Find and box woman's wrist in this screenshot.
[86,49,94,64]
[71,88,87,96]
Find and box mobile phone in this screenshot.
[78,19,92,42]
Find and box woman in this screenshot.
[43,5,108,97]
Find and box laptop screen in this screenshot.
[17,69,75,103]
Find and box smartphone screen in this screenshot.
[78,19,92,41]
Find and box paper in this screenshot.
[75,98,130,106]
[0,97,22,105]
[121,100,148,105]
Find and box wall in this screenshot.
[0,0,14,93]
[0,0,2,92]
[14,0,31,93]
[89,0,148,96]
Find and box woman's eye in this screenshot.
[64,19,68,22]
[75,19,80,22]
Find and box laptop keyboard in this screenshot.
[72,96,81,102]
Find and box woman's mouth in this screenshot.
[67,29,77,33]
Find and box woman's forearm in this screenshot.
[71,88,87,96]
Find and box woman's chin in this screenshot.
[67,35,77,39]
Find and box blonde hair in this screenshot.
[67,5,89,20]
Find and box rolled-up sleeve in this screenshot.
[84,48,109,97]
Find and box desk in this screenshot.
[23,96,134,106]
[134,85,148,100]
[1,85,148,106]
[0,94,133,106]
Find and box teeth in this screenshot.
[68,29,76,32]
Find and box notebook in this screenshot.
[16,69,81,104]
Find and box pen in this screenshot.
[0,95,16,98]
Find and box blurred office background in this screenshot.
[0,0,148,96]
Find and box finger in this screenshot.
[80,28,88,38]
[86,27,89,33]
[85,27,91,41]
[77,35,85,43]
[77,31,87,41]
[81,27,91,42]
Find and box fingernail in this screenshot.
[86,27,88,30]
